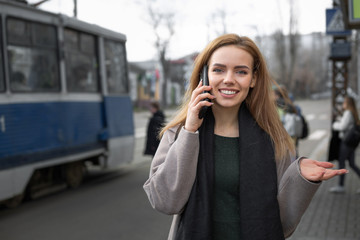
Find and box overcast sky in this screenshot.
[28,0,334,62]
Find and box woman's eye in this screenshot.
[212,68,222,73]
[237,70,248,75]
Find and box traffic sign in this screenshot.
[326,8,352,35]
[349,0,360,24]
[330,42,351,59]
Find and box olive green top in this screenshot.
[143,126,321,240]
[213,134,240,239]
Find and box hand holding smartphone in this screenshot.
[198,65,211,119]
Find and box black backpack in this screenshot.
[343,124,360,148]
[299,114,309,139]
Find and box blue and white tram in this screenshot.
[0,0,134,207]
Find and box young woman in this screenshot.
[330,96,360,193]
[143,34,347,240]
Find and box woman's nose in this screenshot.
[223,71,235,84]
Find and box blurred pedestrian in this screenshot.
[143,34,347,240]
[144,101,165,157]
[274,86,302,155]
[329,96,360,193]
[273,86,286,119]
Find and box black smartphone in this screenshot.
[198,65,211,119]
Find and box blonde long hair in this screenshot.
[161,34,295,160]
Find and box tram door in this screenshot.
[102,39,134,167]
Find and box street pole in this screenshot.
[73,0,77,18]
[327,1,352,122]
[357,31,360,100]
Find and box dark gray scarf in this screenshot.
[176,103,284,240]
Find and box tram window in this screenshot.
[7,18,31,46]
[0,49,3,92]
[64,28,99,92]
[80,34,95,55]
[6,18,60,92]
[33,22,57,47]
[104,40,128,94]
[0,19,4,92]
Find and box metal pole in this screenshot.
[73,0,77,18]
[357,31,360,99]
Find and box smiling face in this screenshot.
[208,45,256,111]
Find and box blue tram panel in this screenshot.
[104,96,134,138]
[0,101,108,170]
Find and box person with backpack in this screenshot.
[274,87,306,156]
[329,96,360,194]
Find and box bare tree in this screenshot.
[272,30,287,85]
[212,9,228,36]
[207,6,230,40]
[145,0,175,107]
[272,0,300,94]
[287,0,300,91]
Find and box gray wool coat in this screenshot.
[143,126,320,240]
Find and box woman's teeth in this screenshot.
[221,90,236,95]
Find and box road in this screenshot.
[0,99,333,240]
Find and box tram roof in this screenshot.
[0,0,127,42]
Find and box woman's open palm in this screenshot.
[300,158,348,182]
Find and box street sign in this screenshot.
[330,42,351,59]
[348,0,360,24]
[326,8,352,35]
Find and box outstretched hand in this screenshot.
[300,158,348,182]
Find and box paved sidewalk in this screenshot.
[289,139,360,240]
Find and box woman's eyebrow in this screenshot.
[212,63,250,70]
[234,65,250,70]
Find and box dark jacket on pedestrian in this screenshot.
[144,110,165,156]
